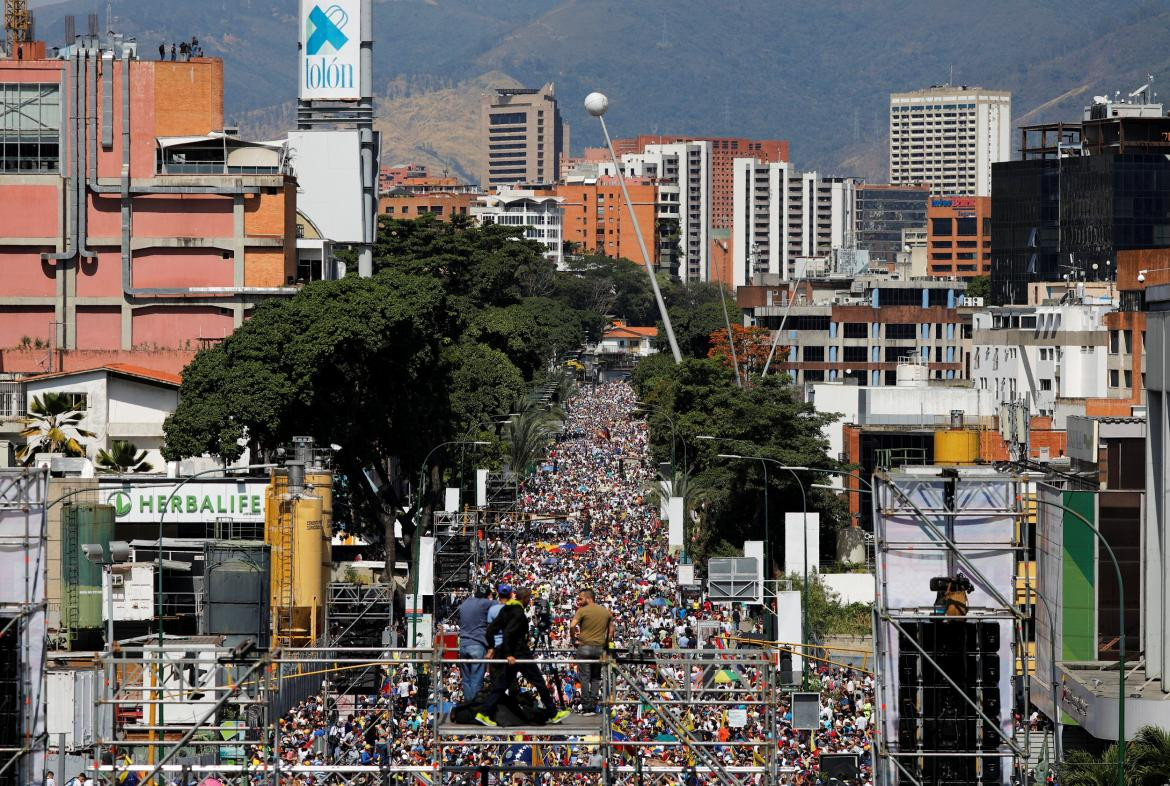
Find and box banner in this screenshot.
[299,0,361,100]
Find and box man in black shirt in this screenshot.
[475,587,570,726]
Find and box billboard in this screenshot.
[299,0,360,100]
[98,481,267,523]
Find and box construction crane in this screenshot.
[4,0,32,56]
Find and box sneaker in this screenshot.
[549,709,572,724]
[474,713,497,727]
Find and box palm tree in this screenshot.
[1131,725,1170,786]
[96,440,154,473]
[17,392,95,463]
[1059,744,1120,786]
[502,397,557,476]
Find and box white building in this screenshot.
[597,321,657,357]
[603,141,712,282]
[731,159,858,287]
[471,189,564,268]
[970,304,1110,418]
[889,85,1011,196]
[18,364,181,470]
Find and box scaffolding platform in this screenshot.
[437,712,604,736]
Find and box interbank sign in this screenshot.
[99,481,267,523]
[299,0,360,101]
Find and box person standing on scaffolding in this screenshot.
[475,587,570,727]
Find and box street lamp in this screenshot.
[409,440,490,646]
[585,91,682,364]
[83,539,130,780]
[634,401,683,473]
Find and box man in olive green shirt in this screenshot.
[570,589,614,713]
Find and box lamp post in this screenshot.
[409,440,489,646]
[585,91,682,363]
[82,539,130,786]
[634,402,683,474]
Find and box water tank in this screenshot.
[934,429,980,465]
[60,503,115,641]
[201,542,270,649]
[896,363,930,387]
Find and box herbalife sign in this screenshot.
[99,481,267,523]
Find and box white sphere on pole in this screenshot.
[584,92,609,117]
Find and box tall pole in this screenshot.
[715,242,742,386]
[586,92,682,364]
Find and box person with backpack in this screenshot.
[475,587,570,727]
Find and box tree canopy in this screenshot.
[162,216,634,549]
[633,355,846,572]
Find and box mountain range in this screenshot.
[27,0,1170,181]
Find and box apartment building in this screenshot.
[554,176,661,269]
[739,277,971,386]
[0,35,297,373]
[611,135,787,230]
[471,188,564,267]
[926,195,991,277]
[730,159,858,287]
[481,84,568,187]
[889,85,1011,196]
[605,142,712,281]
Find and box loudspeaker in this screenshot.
[898,718,919,748]
[820,753,860,780]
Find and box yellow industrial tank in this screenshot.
[934,428,980,465]
[266,469,333,646]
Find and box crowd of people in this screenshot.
[256,380,875,784]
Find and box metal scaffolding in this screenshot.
[872,469,1029,786]
[87,644,788,785]
[0,468,48,786]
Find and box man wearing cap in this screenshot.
[457,587,494,701]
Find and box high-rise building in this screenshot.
[611,135,788,230]
[481,84,568,187]
[991,87,1170,304]
[0,36,298,373]
[855,185,930,268]
[889,85,1011,196]
[730,160,858,287]
[605,142,712,282]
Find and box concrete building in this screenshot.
[925,195,991,277]
[0,363,180,469]
[740,277,971,387]
[611,135,788,230]
[888,85,1011,196]
[730,160,859,287]
[471,188,564,267]
[481,84,567,187]
[605,141,712,282]
[379,191,477,222]
[554,176,661,268]
[970,303,1112,418]
[855,185,930,269]
[0,37,298,374]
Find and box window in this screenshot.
[955,217,977,236]
[489,112,527,125]
[1110,369,1120,388]
[803,370,825,382]
[885,323,918,340]
[1040,379,1052,391]
[843,346,868,363]
[1124,370,1132,388]
[931,218,952,236]
[0,83,61,172]
[843,323,868,339]
[802,346,825,362]
[55,393,87,411]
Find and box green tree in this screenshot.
[448,341,526,436]
[633,356,846,569]
[502,396,558,476]
[966,274,990,300]
[96,440,154,473]
[18,393,95,463]
[657,280,732,358]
